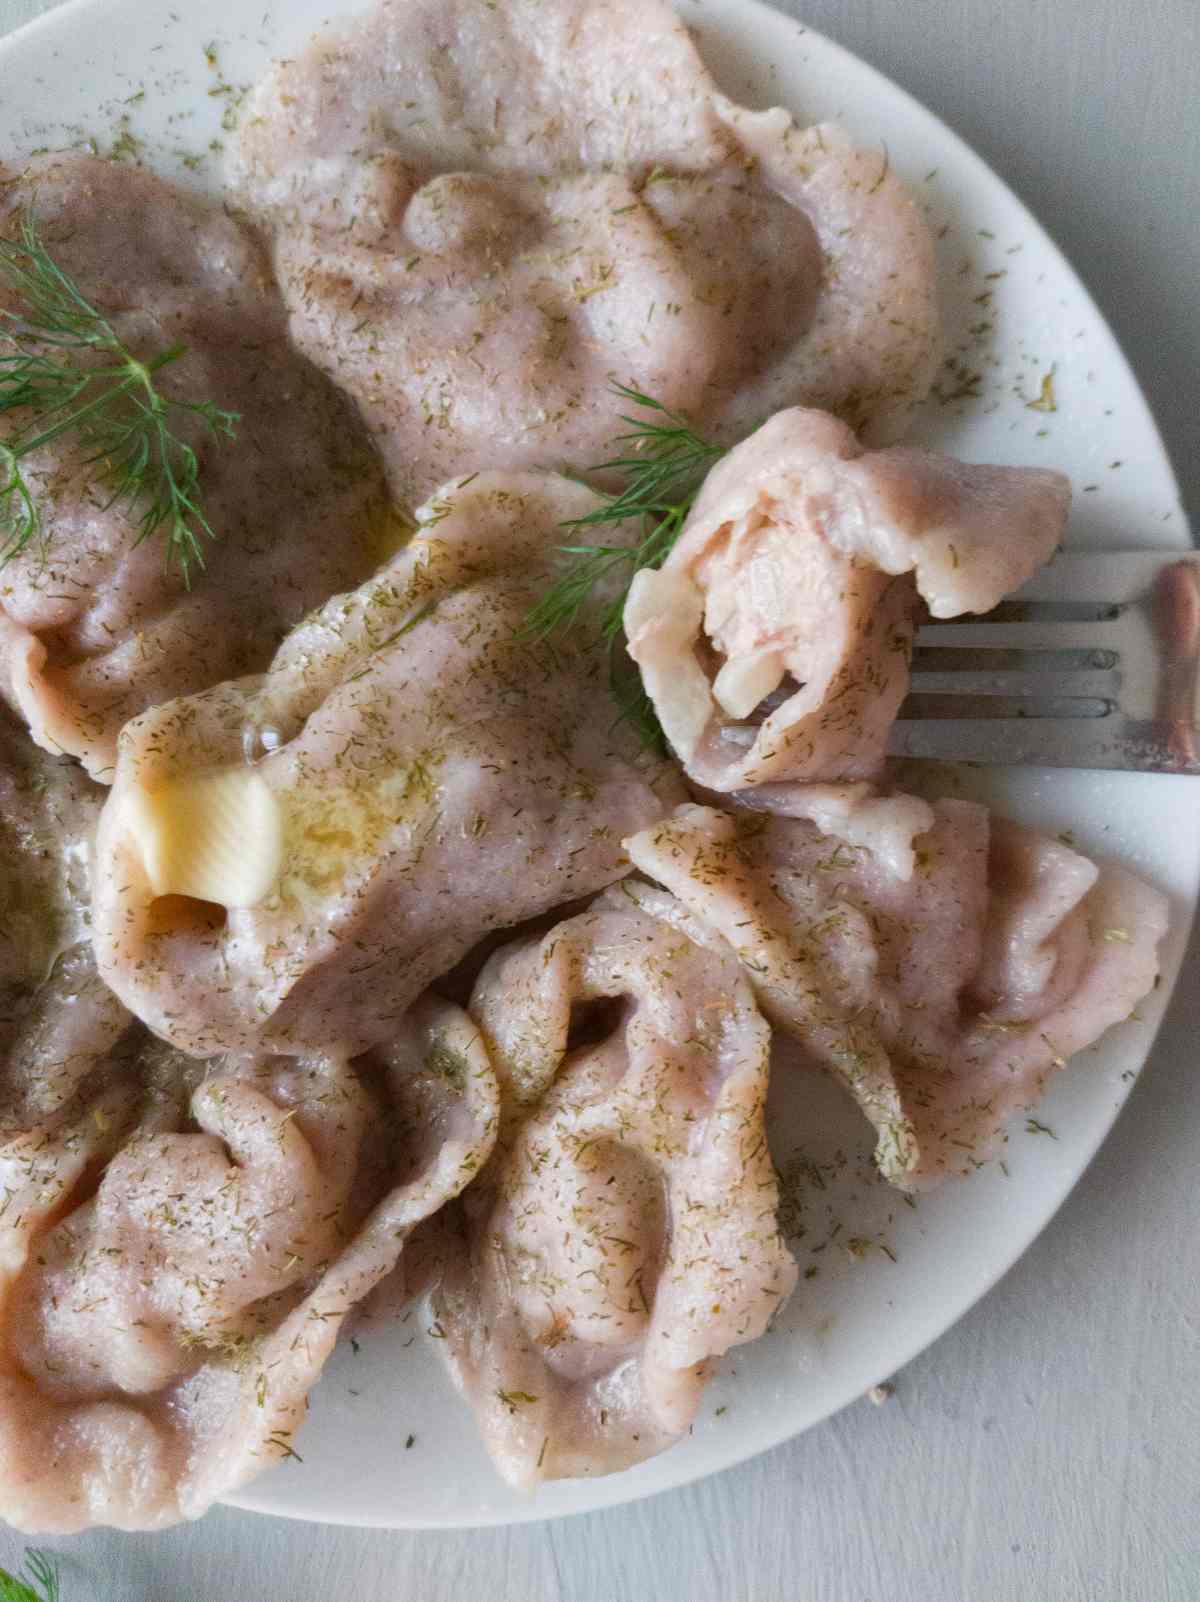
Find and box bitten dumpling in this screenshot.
[624,409,1070,790]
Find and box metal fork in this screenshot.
[888,551,1200,773]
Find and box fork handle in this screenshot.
[1158,560,1200,766]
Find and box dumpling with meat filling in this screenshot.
[228,0,939,505]
[626,802,1166,1188]
[434,890,797,1486]
[0,155,393,780]
[624,408,1071,789]
[93,472,681,1057]
[0,996,497,1533]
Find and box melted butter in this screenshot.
[277,751,441,904]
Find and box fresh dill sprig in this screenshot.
[607,640,666,754]
[522,385,725,745]
[0,1549,60,1602]
[523,384,724,644]
[0,211,238,579]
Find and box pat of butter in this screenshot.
[124,768,281,909]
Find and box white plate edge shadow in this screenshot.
[0,0,1193,1532]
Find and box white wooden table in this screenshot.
[1,1,1196,1597]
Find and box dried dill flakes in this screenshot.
[1025,1118,1058,1140]
[405,1434,416,1450]
[496,1388,539,1414]
[933,358,984,405]
[815,842,859,872]
[845,1236,897,1264]
[772,1152,834,1240]
[866,142,890,196]
[425,1041,466,1088]
[1025,367,1058,413]
[265,1430,303,1463]
[108,116,144,164]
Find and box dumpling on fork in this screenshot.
[624,408,1071,791]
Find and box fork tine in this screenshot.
[911,645,1118,671]
[914,617,1118,651]
[888,714,1200,773]
[943,597,1118,623]
[902,693,1112,719]
[908,667,1121,700]
[891,550,1200,773]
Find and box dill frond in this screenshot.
[522,384,725,745]
[0,211,238,579]
[525,385,722,643]
[608,639,667,754]
[0,1550,60,1602]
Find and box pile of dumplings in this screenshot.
[0,0,1165,1531]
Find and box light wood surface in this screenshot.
[0,1,1195,1597]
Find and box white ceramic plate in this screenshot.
[0,0,1193,1532]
